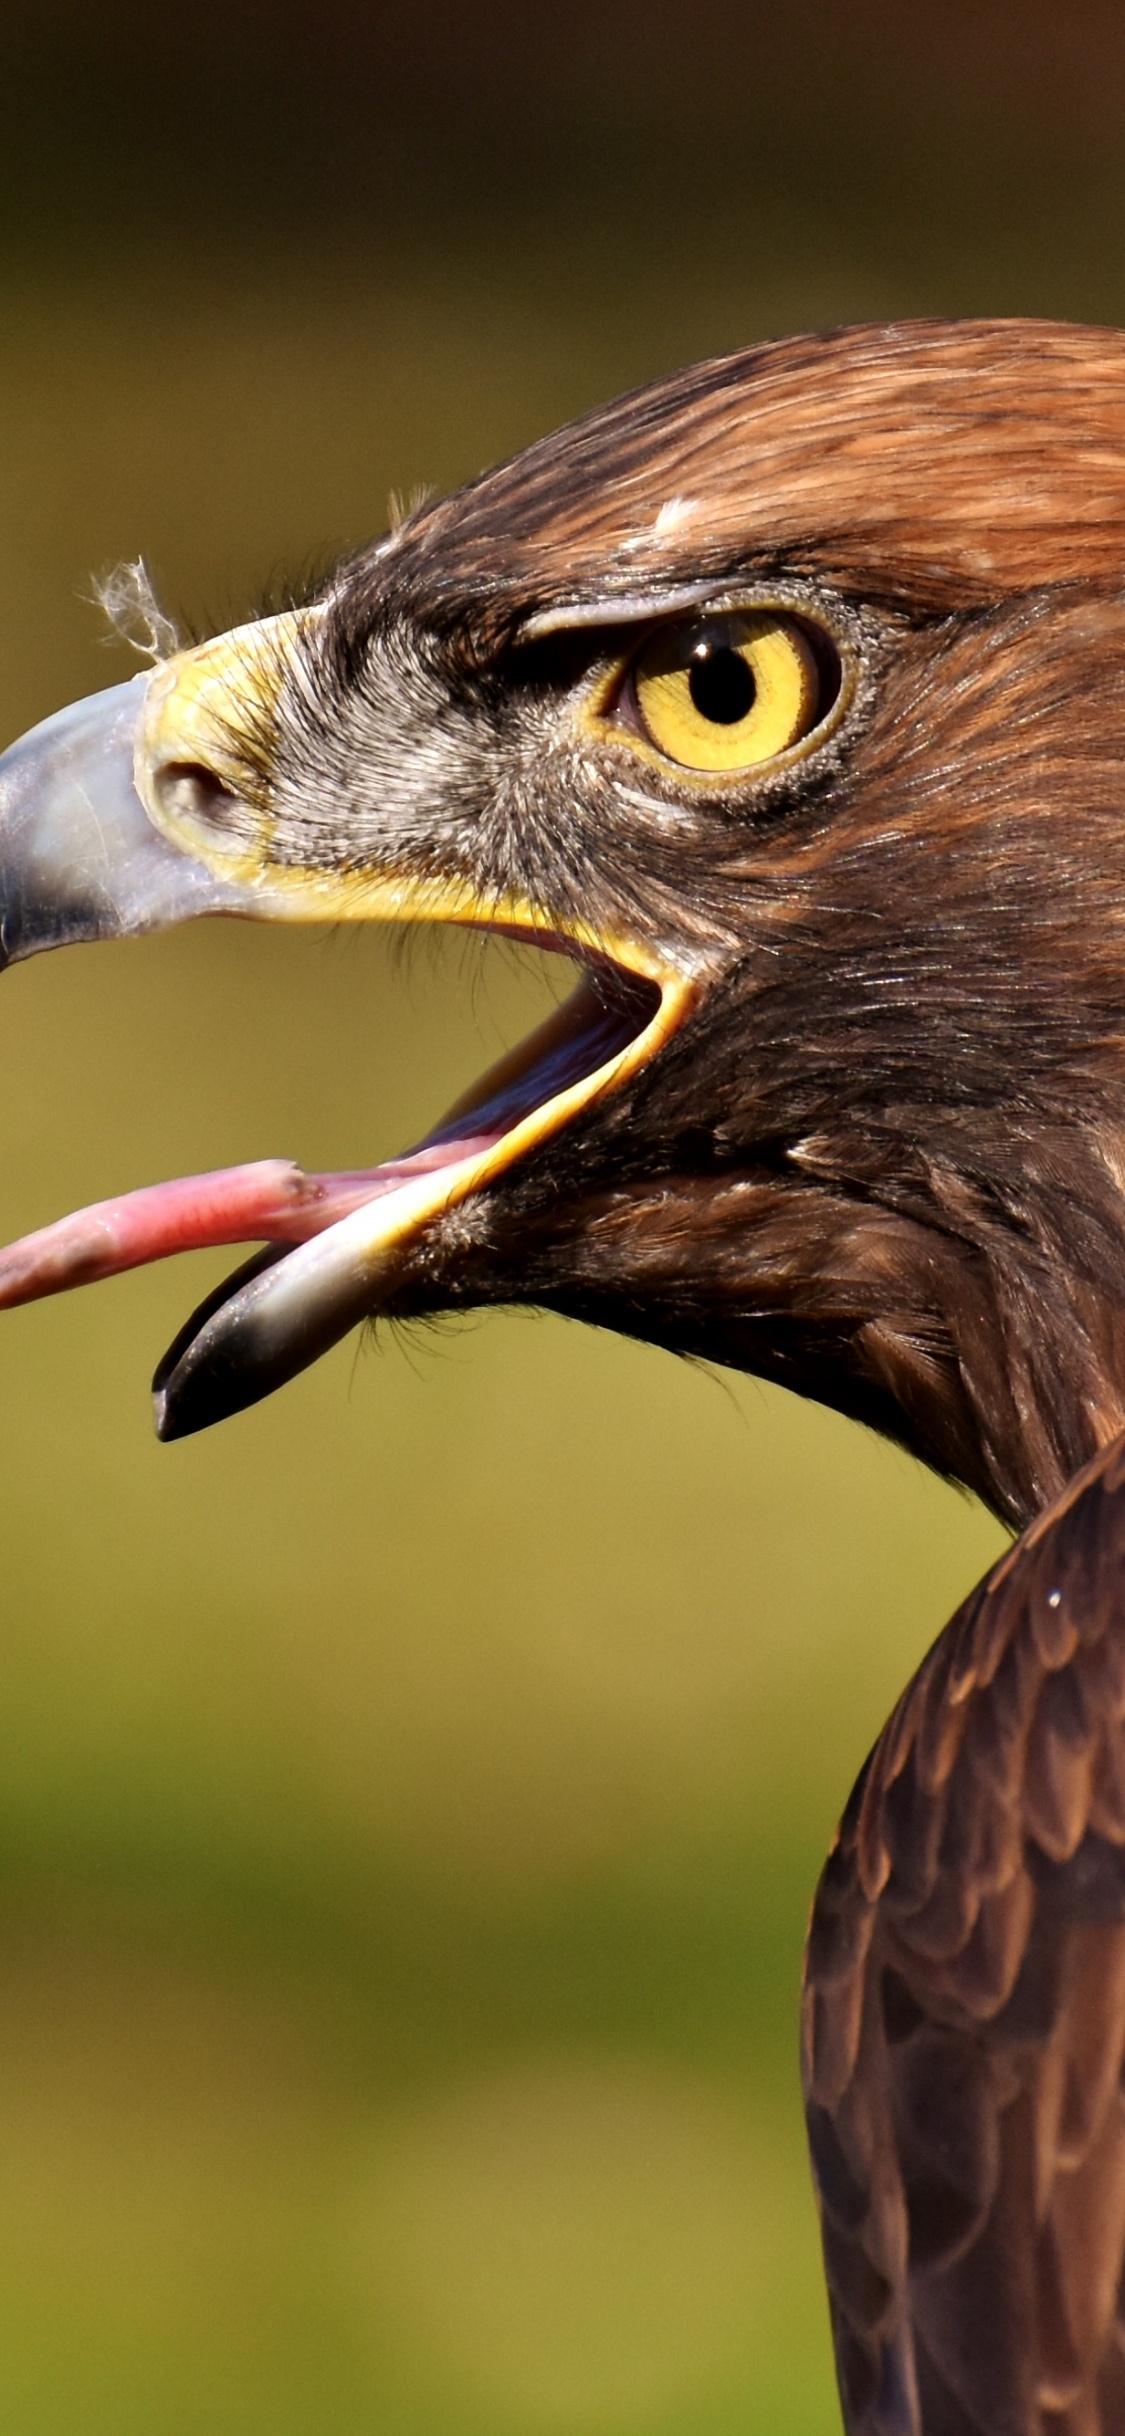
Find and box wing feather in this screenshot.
[803,1434,1125,2436]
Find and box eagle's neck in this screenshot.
[812,1136,1125,1531]
[393,1118,1125,1536]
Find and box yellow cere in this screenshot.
[631,612,820,775]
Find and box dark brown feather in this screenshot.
[155,323,1125,2431]
[173,319,1125,2430]
[804,1433,1125,2436]
[398,319,1125,627]
[262,320,1125,1530]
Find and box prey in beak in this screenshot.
[0,596,701,1438]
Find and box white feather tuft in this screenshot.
[92,559,180,662]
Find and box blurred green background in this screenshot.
[4,2,1124,2426]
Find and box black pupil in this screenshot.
[688,644,755,726]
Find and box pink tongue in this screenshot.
[0,1141,495,1309]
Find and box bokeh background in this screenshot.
[2,2,1122,2427]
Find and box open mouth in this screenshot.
[0,620,698,1438]
[0,928,687,1434]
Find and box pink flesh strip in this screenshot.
[0,1139,498,1308]
[0,970,661,1313]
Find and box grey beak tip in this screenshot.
[151,1245,302,1440]
[151,1372,225,1441]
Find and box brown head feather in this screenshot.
[164,319,1125,1521]
[397,319,1125,625]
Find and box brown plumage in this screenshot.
[7,315,1125,2432]
[805,1441,1125,2435]
[235,318,1125,1529]
[391,320,1125,617]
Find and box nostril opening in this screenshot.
[155,759,245,839]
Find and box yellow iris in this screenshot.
[631,613,820,775]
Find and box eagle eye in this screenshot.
[625,611,829,776]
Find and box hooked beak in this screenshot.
[0,610,351,963]
[0,626,691,1437]
[0,672,274,966]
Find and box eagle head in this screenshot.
[2,317,1125,1528]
